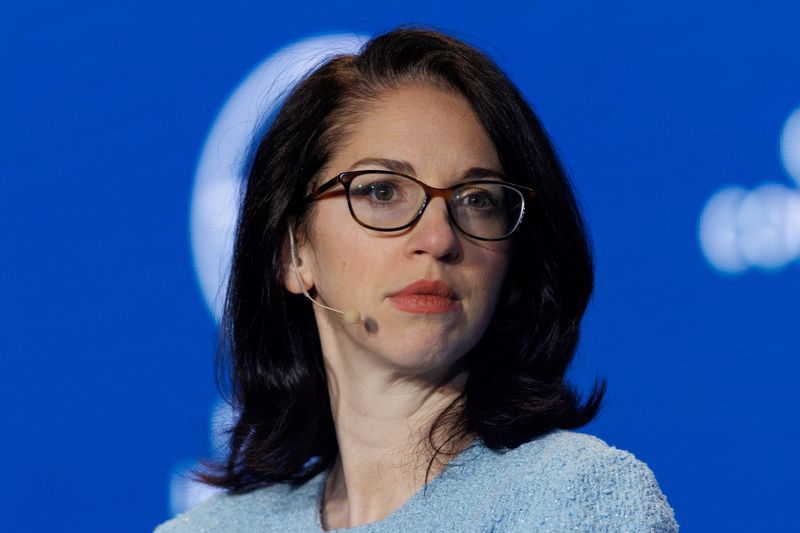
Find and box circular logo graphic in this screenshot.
[190,33,368,322]
[780,105,800,186]
[698,106,800,274]
[699,184,800,273]
[174,34,370,517]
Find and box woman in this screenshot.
[157,27,677,532]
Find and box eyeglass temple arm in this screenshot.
[304,176,342,201]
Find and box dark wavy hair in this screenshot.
[201,25,605,492]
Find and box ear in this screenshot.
[280,226,314,295]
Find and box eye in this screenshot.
[456,189,497,210]
[350,175,412,206]
[368,181,398,202]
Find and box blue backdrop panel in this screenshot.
[2,1,798,531]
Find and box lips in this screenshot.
[387,279,461,314]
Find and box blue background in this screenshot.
[2,1,799,531]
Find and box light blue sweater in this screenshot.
[156,430,677,532]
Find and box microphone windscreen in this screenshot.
[343,309,361,324]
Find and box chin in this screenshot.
[379,341,472,377]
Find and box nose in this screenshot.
[407,197,461,262]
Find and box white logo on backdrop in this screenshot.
[189,33,368,323]
[699,107,800,274]
[168,399,235,516]
[173,33,368,516]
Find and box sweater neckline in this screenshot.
[312,437,487,532]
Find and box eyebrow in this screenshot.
[349,157,506,181]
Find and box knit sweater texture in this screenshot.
[155,430,677,532]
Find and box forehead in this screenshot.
[325,83,502,179]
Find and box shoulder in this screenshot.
[472,430,678,532]
[153,475,323,533]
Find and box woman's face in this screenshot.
[293,83,511,377]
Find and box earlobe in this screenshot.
[281,226,314,295]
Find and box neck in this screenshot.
[319,345,471,529]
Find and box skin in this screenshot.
[283,82,511,530]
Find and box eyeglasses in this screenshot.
[305,170,535,241]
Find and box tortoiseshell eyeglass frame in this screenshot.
[304,169,536,241]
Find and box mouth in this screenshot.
[387,279,461,314]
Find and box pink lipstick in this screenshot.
[388,279,461,314]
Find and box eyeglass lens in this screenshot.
[347,173,524,239]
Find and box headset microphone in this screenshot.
[287,227,362,325]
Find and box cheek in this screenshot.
[308,206,361,282]
[472,250,511,311]
[310,232,382,299]
[476,242,511,278]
